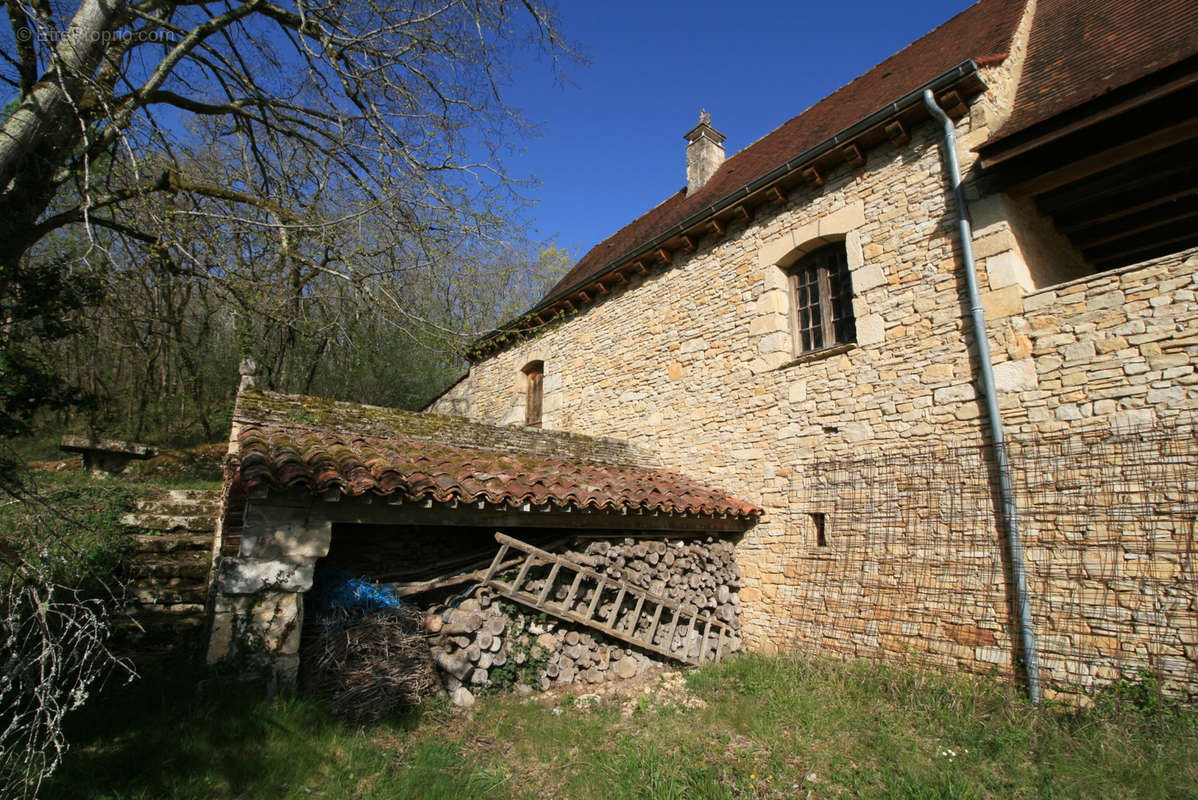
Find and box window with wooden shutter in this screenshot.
[789,243,856,354]
[523,361,544,427]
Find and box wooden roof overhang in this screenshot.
[976,55,1198,272]
[466,62,990,362]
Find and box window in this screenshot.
[523,361,544,428]
[789,243,856,353]
[811,512,828,547]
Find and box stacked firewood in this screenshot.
[423,536,742,705]
[558,537,743,629]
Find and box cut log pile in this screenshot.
[420,534,742,705]
[555,537,743,631]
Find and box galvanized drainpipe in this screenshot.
[922,90,1041,703]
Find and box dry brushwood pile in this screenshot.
[301,606,437,720]
[423,535,743,705]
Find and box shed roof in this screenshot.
[233,391,762,521]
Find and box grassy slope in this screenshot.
[45,654,1198,800]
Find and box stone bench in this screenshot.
[60,436,156,475]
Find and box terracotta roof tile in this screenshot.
[991,0,1198,142]
[234,392,761,520]
[540,0,1026,305]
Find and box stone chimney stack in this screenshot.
[685,110,726,194]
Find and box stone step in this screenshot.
[166,489,221,502]
[133,501,220,519]
[115,612,206,648]
[127,553,210,580]
[124,602,206,618]
[120,513,216,533]
[129,533,212,553]
[129,582,208,605]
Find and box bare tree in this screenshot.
[1,0,570,282]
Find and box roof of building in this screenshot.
[233,391,762,520]
[539,0,1027,306]
[988,0,1198,145]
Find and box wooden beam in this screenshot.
[576,290,590,304]
[884,120,909,145]
[656,247,672,264]
[937,90,967,117]
[841,143,865,167]
[1058,187,1198,234]
[679,234,696,251]
[633,260,649,275]
[708,218,725,237]
[593,281,608,295]
[612,271,629,285]
[1010,117,1198,197]
[733,205,751,222]
[1091,231,1198,269]
[1086,225,1198,263]
[1074,207,1198,249]
[317,498,756,533]
[766,186,787,204]
[802,166,823,186]
[1034,142,1196,214]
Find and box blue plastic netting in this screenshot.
[309,567,404,614]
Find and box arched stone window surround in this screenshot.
[752,201,886,371]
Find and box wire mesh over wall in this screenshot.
[784,415,1197,700]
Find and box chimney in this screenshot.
[685,110,725,194]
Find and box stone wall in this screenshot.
[429,47,1198,697]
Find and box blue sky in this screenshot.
[507,0,977,258]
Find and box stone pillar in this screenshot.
[206,503,331,685]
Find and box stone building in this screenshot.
[426,0,1198,699]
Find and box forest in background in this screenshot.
[18,234,569,458]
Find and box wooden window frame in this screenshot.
[787,243,856,355]
[523,361,544,428]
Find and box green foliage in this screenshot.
[0,473,138,589]
[1090,671,1182,720]
[486,602,552,692]
[0,255,103,481]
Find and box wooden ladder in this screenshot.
[481,533,733,666]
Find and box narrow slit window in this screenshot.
[811,512,828,547]
[523,361,544,428]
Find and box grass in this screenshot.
[42,653,1198,799]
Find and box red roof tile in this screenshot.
[990,0,1198,143]
[540,0,1026,305]
[234,392,761,520]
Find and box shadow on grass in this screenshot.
[43,656,431,799]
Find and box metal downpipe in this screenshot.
[922,90,1041,703]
